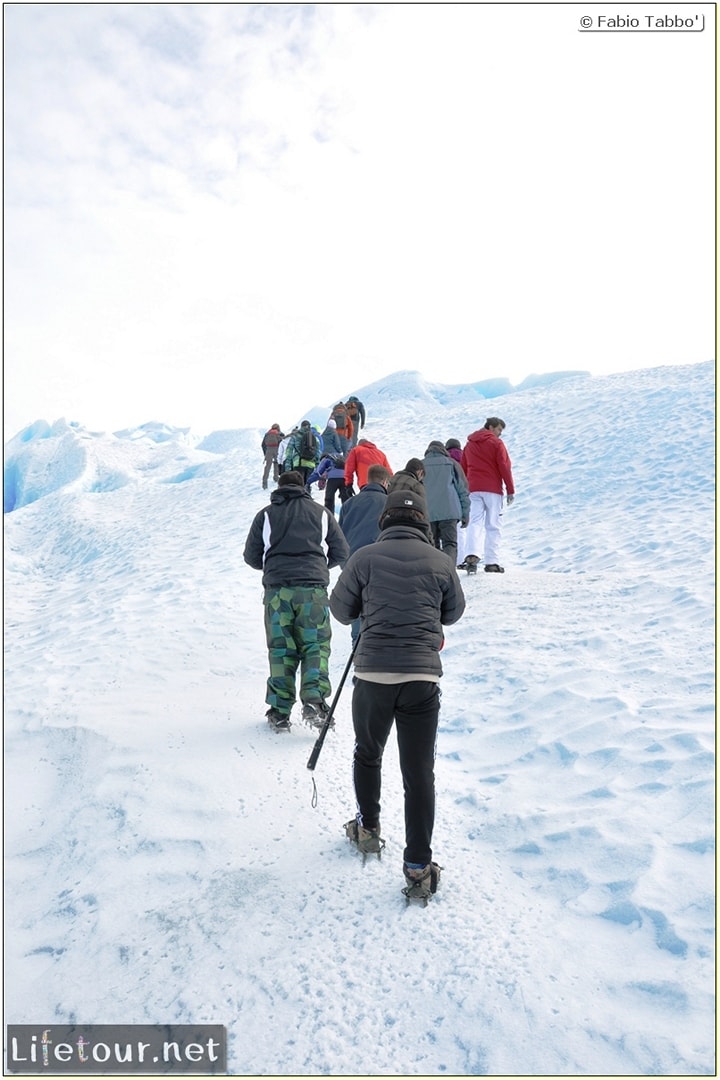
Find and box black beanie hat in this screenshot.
[383,488,428,517]
[278,471,304,487]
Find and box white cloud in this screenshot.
[4,3,715,438]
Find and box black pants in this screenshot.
[351,679,440,865]
[324,477,353,513]
[430,519,458,567]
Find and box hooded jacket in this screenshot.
[243,484,349,588]
[422,442,471,524]
[461,429,515,497]
[321,426,343,456]
[344,441,393,489]
[329,523,465,677]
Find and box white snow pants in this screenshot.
[455,521,467,566]
[465,491,504,565]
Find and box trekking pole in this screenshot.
[307,634,360,779]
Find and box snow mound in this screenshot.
[4,419,222,512]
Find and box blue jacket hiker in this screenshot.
[337,464,391,643]
[338,468,390,554]
[243,472,349,733]
[307,453,352,515]
[321,420,344,456]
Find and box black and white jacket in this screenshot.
[243,484,349,588]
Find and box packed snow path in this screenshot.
[4,362,715,1075]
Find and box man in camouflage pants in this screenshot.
[243,471,349,732]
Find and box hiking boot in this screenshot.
[344,819,385,855]
[465,555,479,575]
[266,708,291,732]
[302,701,333,729]
[402,861,442,902]
[484,563,505,573]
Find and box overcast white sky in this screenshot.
[4,3,716,437]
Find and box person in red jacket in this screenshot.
[344,439,393,492]
[460,418,515,574]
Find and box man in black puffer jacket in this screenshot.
[244,471,349,732]
[329,488,465,901]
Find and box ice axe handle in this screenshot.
[306,634,360,772]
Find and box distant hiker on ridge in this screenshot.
[345,396,366,448]
[330,403,354,454]
[261,424,285,489]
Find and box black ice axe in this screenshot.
[306,634,360,776]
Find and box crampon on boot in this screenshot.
[402,861,442,904]
[344,819,385,858]
[266,708,291,733]
[302,702,334,730]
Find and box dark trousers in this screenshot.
[262,450,279,488]
[324,477,353,513]
[430,519,458,566]
[351,679,440,865]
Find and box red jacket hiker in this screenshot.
[344,440,393,490]
[461,428,515,497]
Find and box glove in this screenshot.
[318,478,327,490]
[506,495,514,506]
[461,518,469,528]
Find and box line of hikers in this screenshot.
[260,397,366,490]
[245,411,515,900]
[261,407,515,575]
